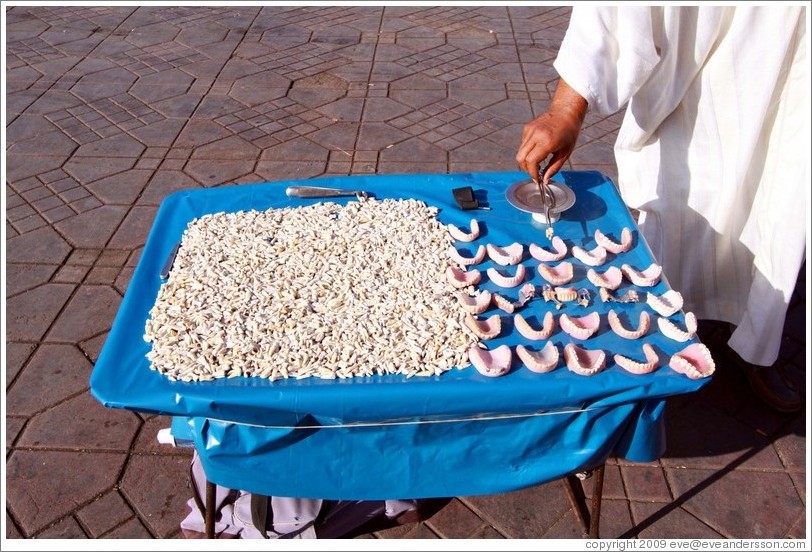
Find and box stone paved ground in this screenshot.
[4,5,807,541]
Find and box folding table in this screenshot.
[90,170,711,538]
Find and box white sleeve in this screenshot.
[553,6,661,115]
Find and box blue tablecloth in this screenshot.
[90,170,709,499]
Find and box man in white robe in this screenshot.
[516,6,807,412]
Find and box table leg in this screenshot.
[205,480,216,539]
[560,463,606,539]
[589,464,605,539]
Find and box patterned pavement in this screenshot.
[4,5,807,541]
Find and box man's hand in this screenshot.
[516,79,588,183]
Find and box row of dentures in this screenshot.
[463,309,697,343]
[469,341,715,380]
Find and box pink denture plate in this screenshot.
[513,311,555,340]
[448,219,480,242]
[621,263,662,287]
[595,227,633,254]
[487,264,526,288]
[516,342,559,374]
[463,313,502,340]
[456,290,491,315]
[669,343,715,379]
[571,244,608,267]
[445,266,482,289]
[538,261,574,285]
[448,244,486,266]
[469,344,512,377]
[564,343,606,376]
[486,243,524,266]
[586,266,623,290]
[607,309,650,339]
[614,343,659,374]
[529,236,568,262]
[560,312,600,340]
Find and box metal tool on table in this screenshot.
[505,161,576,240]
[285,185,369,201]
[533,160,556,239]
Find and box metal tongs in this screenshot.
[533,160,556,239]
[286,185,369,201]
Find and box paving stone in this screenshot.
[462,481,569,538]
[582,464,626,500]
[137,171,201,205]
[106,205,158,248]
[5,342,37,386]
[254,161,327,182]
[543,498,633,539]
[132,414,192,455]
[260,136,330,162]
[6,513,23,539]
[5,283,75,342]
[661,399,784,470]
[620,465,673,502]
[63,156,137,184]
[184,158,255,187]
[103,517,153,538]
[789,470,805,505]
[19,392,141,451]
[54,205,127,248]
[448,136,517,164]
[316,97,365,122]
[120,454,195,538]
[424,498,485,538]
[6,225,71,264]
[5,263,59,297]
[5,343,91,416]
[6,416,27,449]
[34,516,88,539]
[6,154,67,181]
[7,130,79,156]
[6,450,126,536]
[77,491,136,538]
[6,113,61,143]
[84,169,153,205]
[787,511,806,539]
[46,284,122,343]
[191,135,260,160]
[629,502,724,539]
[665,468,803,538]
[43,247,84,275]
[78,331,110,364]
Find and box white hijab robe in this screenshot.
[555,6,808,366]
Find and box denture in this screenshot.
[529,236,568,262]
[614,343,659,374]
[538,261,574,285]
[668,342,715,379]
[564,343,606,376]
[456,290,492,315]
[621,263,662,287]
[658,312,698,342]
[448,244,486,266]
[463,313,502,340]
[487,264,526,288]
[646,290,683,317]
[607,309,650,339]
[486,243,524,266]
[586,266,623,290]
[513,311,555,340]
[560,311,601,340]
[445,266,482,289]
[516,342,560,374]
[469,344,512,377]
[571,244,608,266]
[595,227,633,254]
[448,219,480,242]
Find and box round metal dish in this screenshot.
[505,180,576,218]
